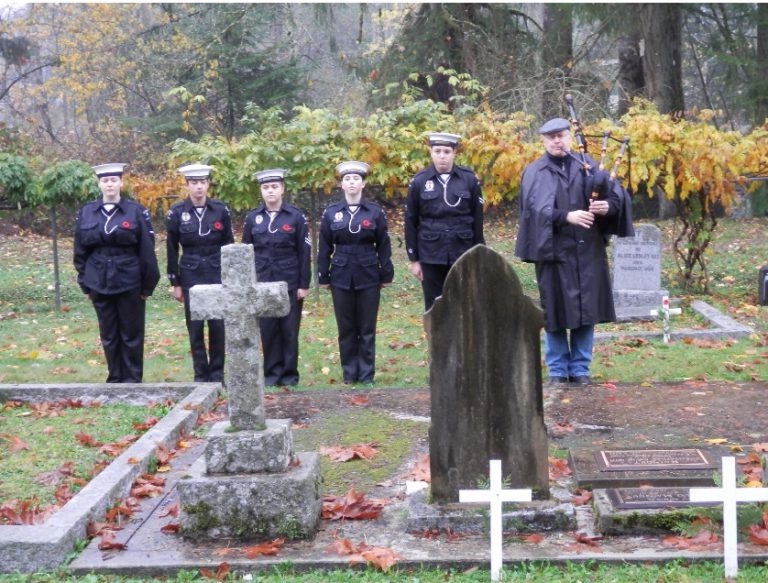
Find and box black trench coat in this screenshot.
[514,153,632,332]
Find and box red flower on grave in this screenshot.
[282,224,292,232]
[362,219,371,228]
[213,221,222,231]
[121,221,131,228]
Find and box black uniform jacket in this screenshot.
[166,197,234,289]
[514,153,632,331]
[74,197,160,297]
[242,203,311,291]
[404,163,484,264]
[317,198,394,290]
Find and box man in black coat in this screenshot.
[515,118,632,386]
[405,132,484,311]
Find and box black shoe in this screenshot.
[570,376,591,385]
[546,376,569,387]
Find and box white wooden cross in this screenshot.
[459,460,532,582]
[189,243,289,430]
[690,456,768,578]
[650,294,682,343]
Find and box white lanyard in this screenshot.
[440,175,461,208]
[347,206,361,234]
[101,206,118,234]
[267,210,280,234]
[195,206,211,236]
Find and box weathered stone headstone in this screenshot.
[612,224,668,320]
[177,243,321,540]
[426,245,549,503]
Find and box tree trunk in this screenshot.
[50,206,62,311]
[640,4,684,219]
[756,3,768,125]
[540,4,573,120]
[639,4,685,115]
[617,33,644,116]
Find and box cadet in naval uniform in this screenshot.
[166,164,234,382]
[317,161,394,385]
[404,132,485,311]
[74,163,160,383]
[242,169,311,386]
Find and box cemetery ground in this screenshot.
[0,214,767,581]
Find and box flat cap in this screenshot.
[336,160,369,177]
[538,118,571,135]
[178,163,212,179]
[253,168,287,184]
[92,163,127,177]
[427,132,461,147]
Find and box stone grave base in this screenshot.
[177,452,321,540]
[405,487,576,534]
[593,488,718,536]
[613,289,669,321]
[206,419,293,474]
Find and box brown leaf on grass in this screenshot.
[86,521,121,538]
[388,341,415,350]
[292,422,310,429]
[200,562,229,581]
[319,442,379,463]
[0,433,29,452]
[571,489,593,506]
[75,432,102,447]
[131,483,164,498]
[548,457,572,480]
[33,462,75,486]
[133,416,159,431]
[321,488,386,520]
[0,499,58,525]
[344,395,369,406]
[158,501,178,518]
[574,533,603,546]
[242,537,284,558]
[54,483,75,505]
[160,523,180,534]
[42,426,54,435]
[98,529,127,551]
[403,453,430,482]
[520,533,544,543]
[661,529,720,550]
[752,443,768,452]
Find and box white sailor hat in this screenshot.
[538,118,571,135]
[178,163,212,179]
[253,168,287,184]
[427,132,461,147]
[92,163,127,177]
[335,161,370,177]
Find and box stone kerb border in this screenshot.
[594,300,754,344]
[0,382,220,574]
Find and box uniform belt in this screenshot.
[421,217,473,230]
[182,245,221,256]
[93,247,138,257]
[334,244,375,253]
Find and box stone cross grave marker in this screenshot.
[426,245,549,503]
[690,456,768,578]
[612,224,668,320]
[459,460,532,582]
[189,243,289,430]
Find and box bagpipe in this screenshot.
[563,93,635,237]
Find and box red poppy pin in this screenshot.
[213,221,223,231]
[362,219,371,228]
[282,224,292,232]
[121,221,131,228]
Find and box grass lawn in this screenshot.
[0,214,765,387]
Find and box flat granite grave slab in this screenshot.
[0,382,219,574]
[570,447,720,489]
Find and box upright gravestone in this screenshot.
[426,245,549,503]
[177,244,321,540]
[612,224,668,320]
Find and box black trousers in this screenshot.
[91,289,146,383]
[420,262,452,312]
[183,288,225,382]
[331,285,380,384]
[259,293,303,386]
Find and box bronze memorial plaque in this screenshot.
[594,449,715,472]
[608,487,719,510]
